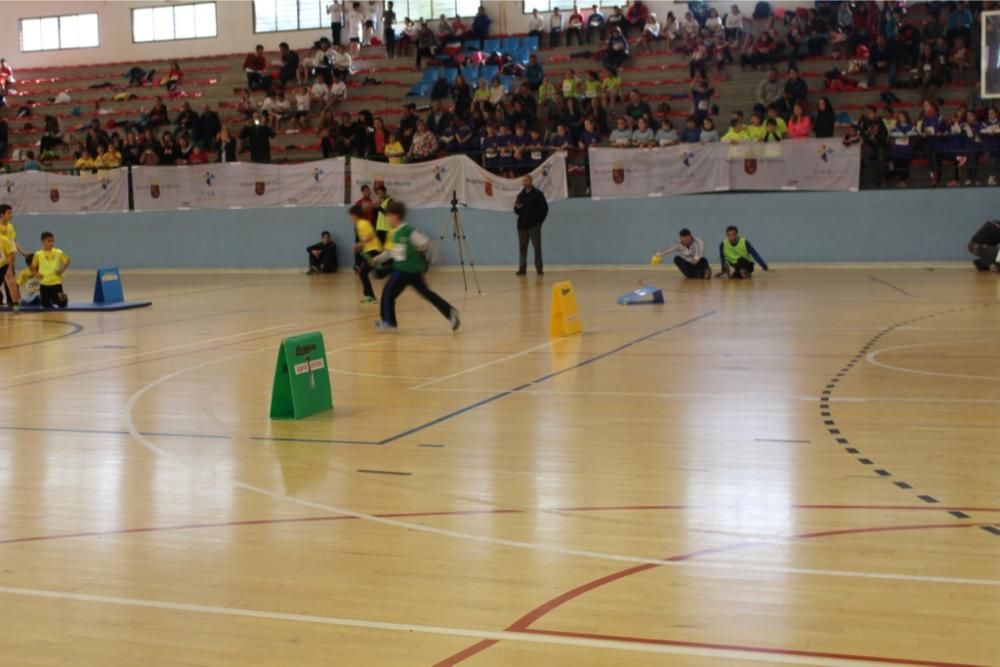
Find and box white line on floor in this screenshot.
[865,339,999,381]
[0,584,932,666]
[410,336,576,389]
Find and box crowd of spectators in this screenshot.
[2,1,998,187]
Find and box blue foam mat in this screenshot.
[3,301,152,312]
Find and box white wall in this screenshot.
[0,0,763,70]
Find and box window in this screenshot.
[391,1,481,21]
[19,13,99,52]
[254,0,325,32]
[132,3,217,43]
[523,1,618,13]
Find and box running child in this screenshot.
[30,231,70,308]
[372,201,460,332]
[350,203,382,304]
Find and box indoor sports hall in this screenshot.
[2,2,1000,666]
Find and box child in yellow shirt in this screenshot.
[16,253,40,306]
[29,231,70,309]
[350,203,382,304]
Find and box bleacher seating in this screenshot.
[0,2,982,176]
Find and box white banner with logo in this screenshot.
[589,139,859,200]
[589,145,727,200]
[349,156,465,209]
[350,154,569,211]
[132,159,347,211]
[461,153,568,211]
[0,170,129,214]
[725,140,859,192]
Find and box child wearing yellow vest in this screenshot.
[350,203,382,304]
[16,253,41,306]
[30,231,70,308]
[717,225,769,279]
[0,203,25,308]
[0,230,20,311]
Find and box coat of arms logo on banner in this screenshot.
[255,181,266,195]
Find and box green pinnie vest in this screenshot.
[723,237,751,264]
[389,224,429,274]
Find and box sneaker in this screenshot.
[702,267,712,280]
[361,296,377,304]
[11,304,20,313]
[306,268,317,275]
[738,268,752,279]
[947,179,960,187]
[374,319,397,331]
[536,269,544,276]
[448,308,461,332]
[989,175,997,186]
[963,179,973,186]
[515,270,526,276]
[973,259,992,272]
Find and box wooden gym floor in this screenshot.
[1,267,999,667]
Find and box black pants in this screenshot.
[358,250,378,298]
[586,26,604,44]
[566,27,583,46]
[0,264,11,305]
[416,46,436,68]
[726,258,755,278]
[674,256,710,278]
[308,243,338,273]
[384,28,396,57]
[518,225,543,273]
[380,271,454,327]
[969,241,999,270]
[549,28,561,48]
[331,22,342,45]
[40,283,68,308]
[247,72,270,91]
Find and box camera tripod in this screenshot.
[428,190,482,295]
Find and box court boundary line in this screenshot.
[0,319,85,351]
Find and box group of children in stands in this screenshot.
[0,205,70,312]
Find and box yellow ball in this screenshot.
[650,255,662,266]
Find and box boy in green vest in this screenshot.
[372,201,460,332]
[718,225,769,279]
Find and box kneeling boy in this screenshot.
[652,228,711,279]
[16,253,40,306]
[718,225,769,279]
[31,232,70,308]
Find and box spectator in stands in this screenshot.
[680,116,700,143]
[174,134,194,164]
[654,228,711,279]
[307,231,338,274]
[915,43,946,107]
[603,27,630,70]
[277,42,300,89]
[435,14,452,42]
[567,6,586,46]
[889,110,917,187]
[982,107,1000,186]
[40,116,64,155]
[639,14,660,53]
[408,120,438,162]
[415,20,438,69]
[22,151,41,171]
[385,132,405,163]
[700,118,719,143]
[398,103,418,149]
[783,67,808,111]
[661,12,680,52]
[601,68,621,112]
[690,79,713,125]
[631,117,655,147]
[580,117,603,146]
[236,89,256,119]
[688,38,709,79]
[122,131,142,166]
[214,125,238,162]
[968,220,1000,272]
[858,105,888,187]
[198,105,222,147]
[430,74,452,102]
[718,225,768,279]
[813,97,836,138]
[241,113,276,163]
[722,4,743,41]
[561,69,579,100]
[426,99,454,136]
[527,9,545,45]
[867,35,899,89]
[158,131,178,165]
[787,103,812,139]
[175,102,198,136]
[625,0,649,36]
[766,104,787,138]
[327,1,344,45]
[610,117,632,146]
[149,96,170,127]
[397,18,416,56]
[451,15,469,44]
[312,38,334,84]
[331,44,353,80]
[606,5,625,36]
[741,32,776,71]
[489,76,506,106]
[383,2,397,57]
[547,8,564,48]
[721,117,750,143]
[165,61,183,93]
[452,73,472,118]
[472,6,491,46]
[586,4,605,43]
[0,58,14,101]
[330,75,348,102]
[755,68,782,111]
[948,37,972,82]
[346,2,364,56]
[524,54,544,93]
[623,90,651,124]
[946,2,973,48]
[244,45,271,91]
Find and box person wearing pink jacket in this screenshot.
[786,102,813,139]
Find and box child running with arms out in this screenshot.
[30,231,70,308]
[349,203,382,304]
[372,201,460,332]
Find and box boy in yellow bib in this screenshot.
[16,253,41,306]
[0,204,26,308]
[0,230,21,311]
[350,203,382,304]
[30,231,70,308]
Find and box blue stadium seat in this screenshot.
[500,75,514,92]
[512,48,530,65]
[462,65,481,81]
[522,35,540,51]
[443,68,458,82]
[421,67,441,83]
[482,38,500,53]
[480,65,499,81]
[501,36,521,51]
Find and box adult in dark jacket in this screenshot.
[812,96,835,138]
[514,174,548,276]
[425,99,454,136]
[198,105,222,146]
[968,220,1000,272]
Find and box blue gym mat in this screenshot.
[3,301,152,312]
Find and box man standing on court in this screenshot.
[652,228,711,279]
[514,175,548,276]
[968,220,1000,272]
